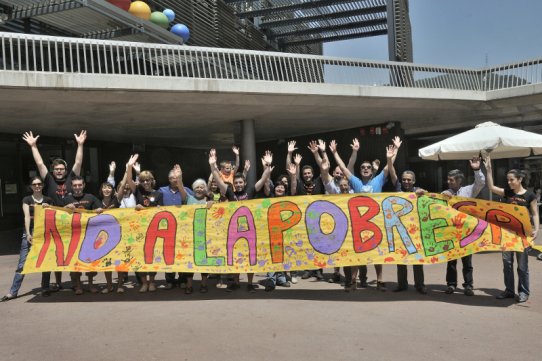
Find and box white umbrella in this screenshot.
[418,121,542,160]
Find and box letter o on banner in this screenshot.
[79,214,121,263]
[305,200,347,254]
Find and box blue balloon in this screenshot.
[163,9,175,22]
[171,24,190,42]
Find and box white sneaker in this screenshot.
[291,276,298,284]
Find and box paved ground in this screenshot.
[1,229,542,361]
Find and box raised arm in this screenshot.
[329,140,353,179]
[483,155,504,197]
[242,159,250,179]
[347,138,359,173]
[255,151,274,192]
[308,140,323,167]
[293,153,302,179]
[22,131,48,179]
[209,149,228,195]
[125,154,139,193]
[319,153,332,185]
[72,130,87,176]
[232,146,240,172]
[384,145,397,182]
[287,163,298,196]
[286,140,297,170]
[382,136,401,177]
[107,161,116,187]
[173,164,188,203]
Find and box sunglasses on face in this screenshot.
[31,183,42,186]
[360,165,372,169]
[53,168,66,171]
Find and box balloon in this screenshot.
[149,11,169,29]
[171,24,190,42]
[107,0,131,11]
[128,1,151,20]
[163,9,175,22]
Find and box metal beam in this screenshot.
[282,29,387,47]
[82,27,142,40]
[259,5,387,29]
[236,0,365,19]
[269,18,387,39]
[7,0,84,21]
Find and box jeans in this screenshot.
[503,250,529,296]
[9,233,31,296]
[266,272,287,287]
[446,255,473,288]
[397,265,425,289]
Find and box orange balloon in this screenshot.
[128,1,151,20]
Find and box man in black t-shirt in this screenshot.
[22,130,87,292]
[63,176,102,295]
[209,148,272,293]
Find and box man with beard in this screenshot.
[22,130,87,295]
[62,176,102,295]
[209,149,273,293]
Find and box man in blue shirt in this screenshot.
[159,169,193,289]
[329,138,399,291]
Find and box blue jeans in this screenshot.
[266,272,287,287]
[9,233,31,296]
[503,250,529,296]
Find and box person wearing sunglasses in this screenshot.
[2,177,53,301]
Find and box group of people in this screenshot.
[1,130,539,303]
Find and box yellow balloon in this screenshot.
[128,1,151,20]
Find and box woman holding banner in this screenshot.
[1,177,53,301]
[484,155,539,303]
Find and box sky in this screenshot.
[324,0,542,67]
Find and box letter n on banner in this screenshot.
[37,209,82,268]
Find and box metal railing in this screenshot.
[1,31,541,91]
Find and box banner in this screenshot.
[23,193,533,274]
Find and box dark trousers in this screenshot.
[446,255,473,288]
[397,265,424,289]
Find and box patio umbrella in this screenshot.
[418,121,542,160]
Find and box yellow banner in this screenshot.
[23,193,533,274]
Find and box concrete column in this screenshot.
[241,119,257,186]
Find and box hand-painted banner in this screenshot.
[23,193,533,274]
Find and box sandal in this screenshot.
[116,286,125,294]
[101,286,114,294]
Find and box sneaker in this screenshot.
[247,284,256,293]
[199,285,208,294]
[1,294,16,302]
[42,290,51,297]
[537,253,542,261]
[393,286,408,293]
[225,283,240,292]
[496,291,515,299]
[332,273,341,283]
[464,287,474,296]
[301,271,312,279]
[290,276,298,284]
[416,286,428,295]
[517,293,529,303]
[445,285,456,294]
[277,281,291,288]
[376,282,387,292]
